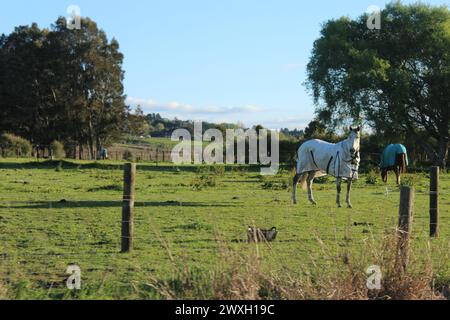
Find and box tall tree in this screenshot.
[51,17,126,158]
[306,3,449,168]
[0,24,60,145]
[0,17,126,159]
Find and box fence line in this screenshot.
[70,147,173,162]
[396,186,414,273]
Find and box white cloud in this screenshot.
[126,97,264,115]
[126,97,313,130]
[261,116,311,130]
[201,105,264,114]
[126,97,194,112]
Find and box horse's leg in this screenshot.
[346,179,353,209]
[395,167,400,185]
[292,174,301,204]
[307,172,317,205]
[336,177,342,208]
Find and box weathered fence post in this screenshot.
[396,186,414,272]
[121,163,136,253]
[430,166,439,238]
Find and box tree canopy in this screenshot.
[306,2,449,167]
[0,17,126,159]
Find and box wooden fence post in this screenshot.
[430,166,439,238]
[397,186,414,273]
[121,163,136,253]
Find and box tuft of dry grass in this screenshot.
[0,281,8,300]
[146,229,446,300]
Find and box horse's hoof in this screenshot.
[337,204,342,208]
[310,201,317,206]
[347,204,353,209]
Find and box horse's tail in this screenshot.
[402,153,408,173]
[399,153,407,174]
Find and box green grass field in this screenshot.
[0,159,448,299]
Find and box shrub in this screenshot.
[196,166,211,175]
[123,150,134,162]
[190,175,217,190]
[400,175,419,187]
[261,180,289,190]
[365,170,379,185]
[50,141,66,159]
[212,165,226,177]
[232,166,247,174]
[0,133,32,157]
[315,176,330,184]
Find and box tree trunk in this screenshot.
[96,136,102,160]
[87,122,95,161]
[79,144,83,160]
[436,137,449,170]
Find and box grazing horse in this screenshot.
[292,127,361,208]
[380,144,408,185]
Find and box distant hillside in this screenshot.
[144,113,243,138]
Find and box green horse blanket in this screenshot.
[380,144,409,169]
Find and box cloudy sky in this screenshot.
[1,0,448,129]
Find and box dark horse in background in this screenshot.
[380,144,409,185]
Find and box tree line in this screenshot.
[0,17,126,159]
[1,4,448,168]
[306,2,449,168]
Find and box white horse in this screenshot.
[292,127,361,208]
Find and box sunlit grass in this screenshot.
[0,158,448,299]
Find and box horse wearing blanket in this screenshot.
[380,144,409,185]
[292,127,361,208]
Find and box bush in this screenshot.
[191,175,217,190]
[400,175,419,187]
[213,165,226,177]
[315,176,331,184]
[365,169,379,185]
[196,166,211,175]
[50,141,65,159]
[261,180,289,190]
[0,133,32,157]
[123,150,134,162]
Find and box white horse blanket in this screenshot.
[297,139,359,180]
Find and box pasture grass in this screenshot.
[0,158,448,300]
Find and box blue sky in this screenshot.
[1,0,448,129]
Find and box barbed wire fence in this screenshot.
[0,163,443,295]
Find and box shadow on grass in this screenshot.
[0,200,239,209]
[0,160,176,172]
[0,160,290,173]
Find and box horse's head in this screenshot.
[348,126,361,165]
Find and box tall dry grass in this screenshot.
[0,281,8,300]
[146,229,447,300]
